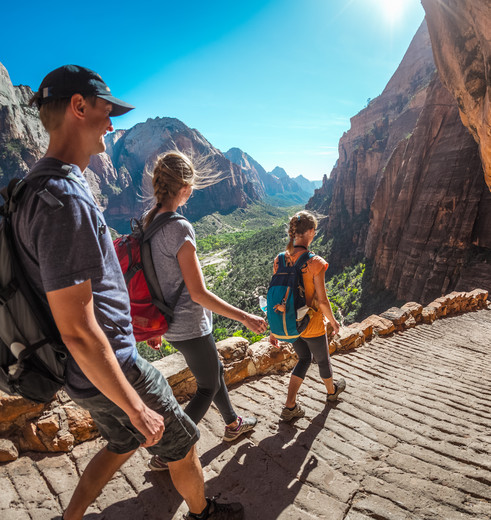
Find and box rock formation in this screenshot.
[225,147,318,205]
[0,63,48,183]
[308,20,491,304]
[366,76,491,302]
[308,21,436,269]
[421,0,491,191]
[95,118,261,230]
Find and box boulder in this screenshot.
[380,307,409,330]
[401,302,424,321]
[331,328,365,351]
[349,321,373,342]
[65,406,98,443]
[0,438,18,462]
[0,394,45,429]
[362,315,396,336]
[422,306,437,324]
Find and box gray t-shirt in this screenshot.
[150,217,212,342]
[13,158,137,399]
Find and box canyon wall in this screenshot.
[308,21,436,268]
[308,19,491,304]
[422,0,491,191]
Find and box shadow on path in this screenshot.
[201,403,334,519]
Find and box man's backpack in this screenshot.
[0,165,76,403]
[267,251,314,340]
[114,212,187,342]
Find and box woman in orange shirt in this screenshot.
[270,211,346,421]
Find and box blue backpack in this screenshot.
[267,251,314,340]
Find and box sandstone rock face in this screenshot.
[0,391,97,458]
[422,0,491,191]
[0,62,48,183]
[308,21,436,269]
[366,73,491,302]
[307,21,491,304]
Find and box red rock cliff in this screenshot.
[308,20,491,304]
[422,0,491,191]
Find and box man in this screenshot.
[16,65,243,520]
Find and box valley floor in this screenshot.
[2,310,491,519]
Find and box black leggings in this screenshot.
[291,333,333,380]
[170,333,237,426]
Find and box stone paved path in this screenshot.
[1,310,490,520]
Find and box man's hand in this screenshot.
[269,333,279,348]
[128,405,165,447]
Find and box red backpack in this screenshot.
[113,212,187,342]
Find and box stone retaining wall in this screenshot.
[0,288,488,462]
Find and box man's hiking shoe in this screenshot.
[223,416,257,442]
[326,378,346,402]
[184,497,244,519]
[148,454,169,471]
[280,403,305,422]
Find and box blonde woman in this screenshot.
[145,151,267,471]
[270,211,346,420]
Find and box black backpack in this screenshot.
[0,164,80,403]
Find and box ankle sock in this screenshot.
[286,405,296,411]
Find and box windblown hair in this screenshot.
[286,210,318,254]
[143,150,222,228]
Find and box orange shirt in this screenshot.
[273,250,328,338]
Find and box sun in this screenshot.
[377,0,408,24]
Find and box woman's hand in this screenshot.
[330,319,340,336]
[241,313,268,334]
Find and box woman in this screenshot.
[145,151,267,470]
[270,210,346,421]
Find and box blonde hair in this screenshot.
[143,150,222,228]
[286,210,318,254]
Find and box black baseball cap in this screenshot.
[34,65,134,116]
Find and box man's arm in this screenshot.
[46,279,164,447]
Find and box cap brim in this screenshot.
[98,94,135,116]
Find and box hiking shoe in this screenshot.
[223,416,257,442]
[326,378,346,401]
[280,403,305,421]
[184,497,244,519]
[148,455,169,471]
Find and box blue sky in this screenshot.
[2,0,424,181]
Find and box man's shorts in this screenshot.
[72,355,200,461]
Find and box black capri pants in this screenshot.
[291,333,333,380]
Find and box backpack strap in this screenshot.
[294,251,314,269]
[276,252,286,269]
[6,164,85,214]
[143,211,188,242]
[140,212,189,319]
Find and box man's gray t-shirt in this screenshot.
[150,217,212,342]
[13,158,137,398]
